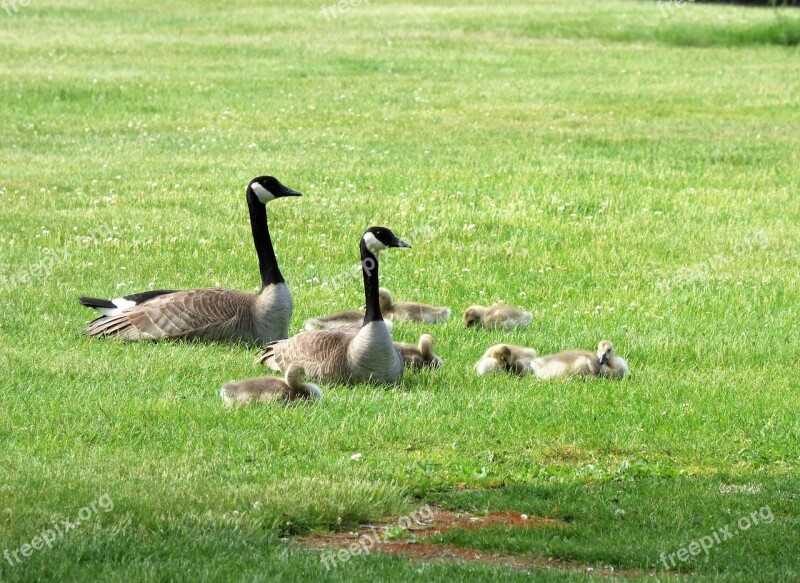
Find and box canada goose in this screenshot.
[378,288,451,324]
[220,364,322,405]
[598,340,629,379]
[259,227,409,384]
[394,334,442,369]
[304,310,393,332]
[79,176,300,344]
[531,340,627,380]
[475,343,537,376]
[463,303,532,329]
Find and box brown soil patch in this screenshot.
[299,508,650,577]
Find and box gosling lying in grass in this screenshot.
[379,288,451,324]
[531,340,628,380]
[304,310,393,332]
[597,340,629,379]
[475,343,538,376]
[220,364,323,405]
[394,334,443,369]
[463,303,532,329]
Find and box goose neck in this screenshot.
[247,189,284,289]
[360,239,383,325]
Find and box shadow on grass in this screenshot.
[650,17,800,46]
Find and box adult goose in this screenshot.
[79,176,300,345]
[260,226,409,384]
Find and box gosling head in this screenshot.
[487,344,512,365]
[248,176,303,204]
[418,334,442,368]
[362,226,411,254]
[284,363,307,389]
[463,305,486,327]
[285,364,323,400]
[597,340,615,365]
[378,288,393,313]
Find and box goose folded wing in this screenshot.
[84,288,249,340]
[261,326,357,378]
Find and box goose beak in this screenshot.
[278,186,302,197]
[393,238,411,249]
[599,353,608,365]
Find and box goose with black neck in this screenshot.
[260,226,409,384]
[79,175,300,344]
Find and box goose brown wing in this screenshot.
[84,288,252,341]
[260,326,358,382]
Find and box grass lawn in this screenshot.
[1,0,799,580]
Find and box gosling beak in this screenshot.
[599,353,608,365]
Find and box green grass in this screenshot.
[1,0,799,581]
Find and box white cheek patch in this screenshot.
[363,232,387,253]
[250,182,275,203]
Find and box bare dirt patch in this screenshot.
[299,508,649,577]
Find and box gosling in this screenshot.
[597,340,629,379]
[220,364,323,405]
[475,343,538,376]
[531,340,628,380]
[379,288,451,324]
[394,334,443,369]
[463,303,532,329]
[304,310,393,332]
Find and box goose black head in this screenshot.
[249,176,303,204]
[597,340,614,365]
[362,226,411,253]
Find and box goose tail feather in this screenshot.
[78,296,137,317]
[257,341,283,370]
[78,297,116,310]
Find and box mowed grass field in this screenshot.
[1,0,799,581]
